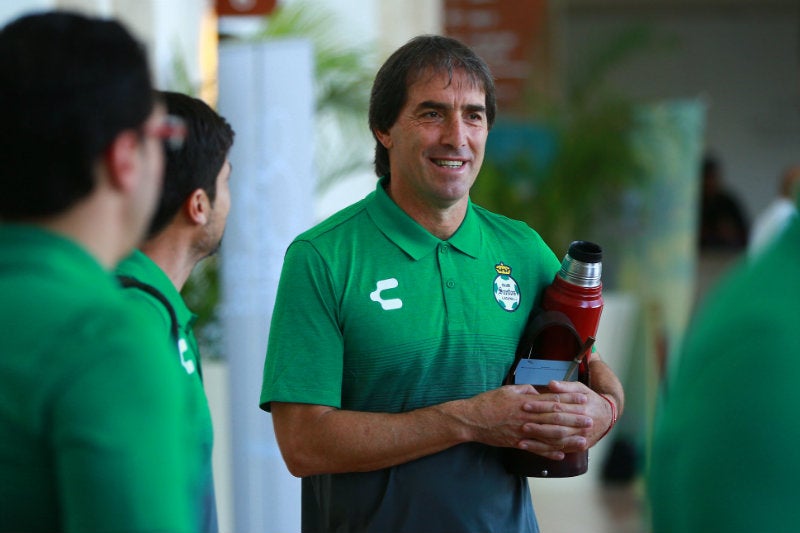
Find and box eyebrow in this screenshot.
[416,100,486,115]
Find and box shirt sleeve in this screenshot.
[260,239,344,411]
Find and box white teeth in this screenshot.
[434,160,464,168]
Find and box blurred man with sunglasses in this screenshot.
[0,11,200,532]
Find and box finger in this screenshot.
[518,435,588,456]
[546,380,590,393]
[521,414,593,437]
[504,383,541,395]
[526,391,587,406]
[521,395,588,415]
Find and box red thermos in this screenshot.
[504,241,604,477]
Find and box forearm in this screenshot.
[271,401,472,477]
[271,385,593,477]
[588,356,624,417]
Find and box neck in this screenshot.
[139,228,203,291]
[407,204,466,240]
[384,180,468,240]
[34,195,139,270]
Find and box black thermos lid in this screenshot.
[568,241,603,264]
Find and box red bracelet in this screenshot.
[599,394,617,440]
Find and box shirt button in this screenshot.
[440,244,449,253]
[446,280,455,288]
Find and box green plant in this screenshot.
[471,25,673,261]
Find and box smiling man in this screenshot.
[260,35,624,533]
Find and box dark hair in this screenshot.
[146,91,235,238]
[368,35,496,178]
[0,11,154,219]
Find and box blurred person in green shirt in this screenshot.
[650,184,800,531]
[117,91,235,533]
[0,11,198,533]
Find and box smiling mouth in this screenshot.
[433,159,465,168]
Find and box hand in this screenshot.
[458,385,593,460]
[546,380,615,448]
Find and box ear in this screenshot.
[184,188,211,225]
[373,128,393,149]
[104,130,140,192]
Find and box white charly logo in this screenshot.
[177,338,196,374]
[370,278,403,311]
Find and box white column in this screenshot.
[218,38,314,533]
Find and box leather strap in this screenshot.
[517,309,582,360]
[506,308,591,385]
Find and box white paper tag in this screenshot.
[513,358,575,386]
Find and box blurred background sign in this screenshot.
[444,0,549,113]
[216,0,277,17]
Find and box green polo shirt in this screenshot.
[0,224,196,533]
[261,178,560,533]
[116,249,217,533]
[649,215,800,532]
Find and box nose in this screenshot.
[441,116,467,148]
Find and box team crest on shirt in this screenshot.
[493,263,520,312]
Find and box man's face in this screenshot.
[201,158,232,257]
[376,68,489,214]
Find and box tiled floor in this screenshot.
[530,476,649,533]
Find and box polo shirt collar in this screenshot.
[366,177,481,261]
[118,249,197,328]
